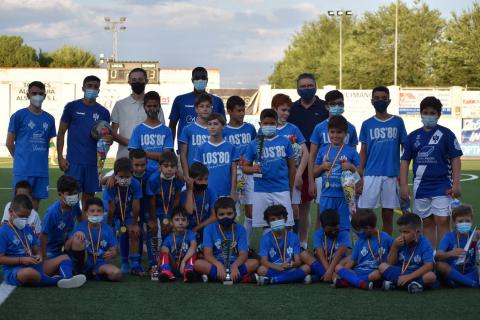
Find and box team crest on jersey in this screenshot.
[399,252,405,261]
[12,237,20,246]
[414,254,421,264]
[43,122,49,131]
[214,239,222,250]
[428,130,443,145]
[414,135,421,148]
[58,221,66,230]
[101,240,107,248]
[28,120,35,129]
[286,246,293,257]
[93,113,99,122]
[360,247,368,257]
[269,247,276,258]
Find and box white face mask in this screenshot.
[30,95,45,108]
[88,215,103,224]
[64,194,79,207]
[160,172,175,180]
[13,217,28,230]
[116,176,132,187]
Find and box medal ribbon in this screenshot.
[325,144,344,185]
[367,230,383,263]
[117,186,130,225]
[173,231,187,270]
[193,191,206,225]
[324,234,336,263]
[401,244,418,274]
[273,230,288,263]
[87,222,102,266]
[160,178,174,219]
[8,222,32,257]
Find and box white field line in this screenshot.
[0,282,16,306]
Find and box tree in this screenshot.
[432,2,480,87]
[42,45,97,67]
[0,35,39,67]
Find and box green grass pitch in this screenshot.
[1,159,480,319]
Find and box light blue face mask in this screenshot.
[270,219,286,232]
[456,222,472,234]
[421,115,438,128]
[85,89,99,101]
[329,104,344,116]
[88,215,103,224]
[193,79,208,91]
[261,125,276,137]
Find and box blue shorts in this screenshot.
[66,163,100,193]
[3,264,43,286]
[383,265,423,286]
[319,196,351,230]
[267,268,286,278]
[47,251,64,259]
[12,175,49,199]
[353,268,373,281]
[84,259,108,280]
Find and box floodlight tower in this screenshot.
[328,10,353,89]
[104,17,127,61]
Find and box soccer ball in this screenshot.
[91,120,112,140]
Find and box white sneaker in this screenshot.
[57,274,87,289]
[256,274,271,286]
[303,274,312,284]
[382,280,395,291]
[201,274,209,283]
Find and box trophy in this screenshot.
[150,236,160,281]
[253,133,264,178]
[221,239,234,285]
[91,120,112,185]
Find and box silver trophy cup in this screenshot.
[221,239,234,285]
[151,236,160,281]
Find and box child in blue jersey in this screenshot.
[65,197,121,281]
[57,75,112,209]
[271,93,310,249]
[194,113,239,198]
[179,93,213,181]
[313,116,360,230]
[0,195,85,288]
[6,81,56,210]
[334,209,392,290]
[358,86,408,236]
[223,96,257,245]
[158,207,197,282]
[105,157,143,275]
[184,163,216,239]
[41,176,82,262]
[300,209,351,283]
[308,90,358,226]
[147,151,183,238]
[257,205,311,285]
[128,91,174,171]
[243,109,296,229]
[379,213,437,294]
[194,197,258,283]
[400,96,463,246]
[436,205,479,288]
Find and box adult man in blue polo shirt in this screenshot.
[287,73,328,249]
[168,67,225,147]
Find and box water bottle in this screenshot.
[400,197,411,214]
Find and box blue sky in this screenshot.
[0,0,476,87]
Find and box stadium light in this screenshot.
[328,10,353,89]
[394,0,399,86]
[104,17,127,61]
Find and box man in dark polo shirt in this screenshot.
[287,73,328,249]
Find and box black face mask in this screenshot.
[194,183,208,192]
[131,82,146,94]
[146,109,159,119]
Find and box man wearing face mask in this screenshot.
[6,81,56,211]
[287,73,328,248]
[57,75,112,209]
[168,67,225,149]
[111,68,165,159]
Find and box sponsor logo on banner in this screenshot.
[461,118,480,156]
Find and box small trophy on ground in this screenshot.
[253,133,264,178]
[151,236,160,281]
[221,239,234,285]
[91,120,112,186]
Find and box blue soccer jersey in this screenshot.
[351,231,393,274]
[0,224,38,274]
[193,140,239,198]
[359,116,407,177]
[146,172,183,220]
[395,235,433,274]
[260,230,300,265]
[401,125,463,199]
[277,122,306,145]
[203,222,248,263]
[8,108,56,177]
[104,179,143,225]
[162,230,196,261]
[244,135,295,193]
[222,123,257,158]
[60,99,110,166]
[181,188,216,228]
[313,229,351,259]
[438,231,476,274]
[133,166,157,222]
[315,144,360,197]
[69,221,117,266]
[169,92,225,145]
[128,123,174,170]
[42,201,82,257]
[178,122,210,166]
[310,119,358,148]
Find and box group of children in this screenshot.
[1,81,478,294]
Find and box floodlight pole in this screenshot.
[328,10,352,89]
[104,17,127,62]
[394,0,399,86]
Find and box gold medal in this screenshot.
[162,218,169,226]
[325,181,330,188]
[120,226,127,233]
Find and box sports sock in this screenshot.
[129,253,141,268]
[238,264,248,278]
[272,269,306,284]
[310,261,326,278]
[120,233,129,264]
[209,265,217,281]
[446,268,478,288]
[39,273,59,286]
[293,218,299,234]
[160,253,172,271]
[69,250,85,274]
[59,259,73,279]
[244,218,253,246]
[337,269,362,288]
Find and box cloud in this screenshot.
[6,21,79,39]
[0,0,79,11]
